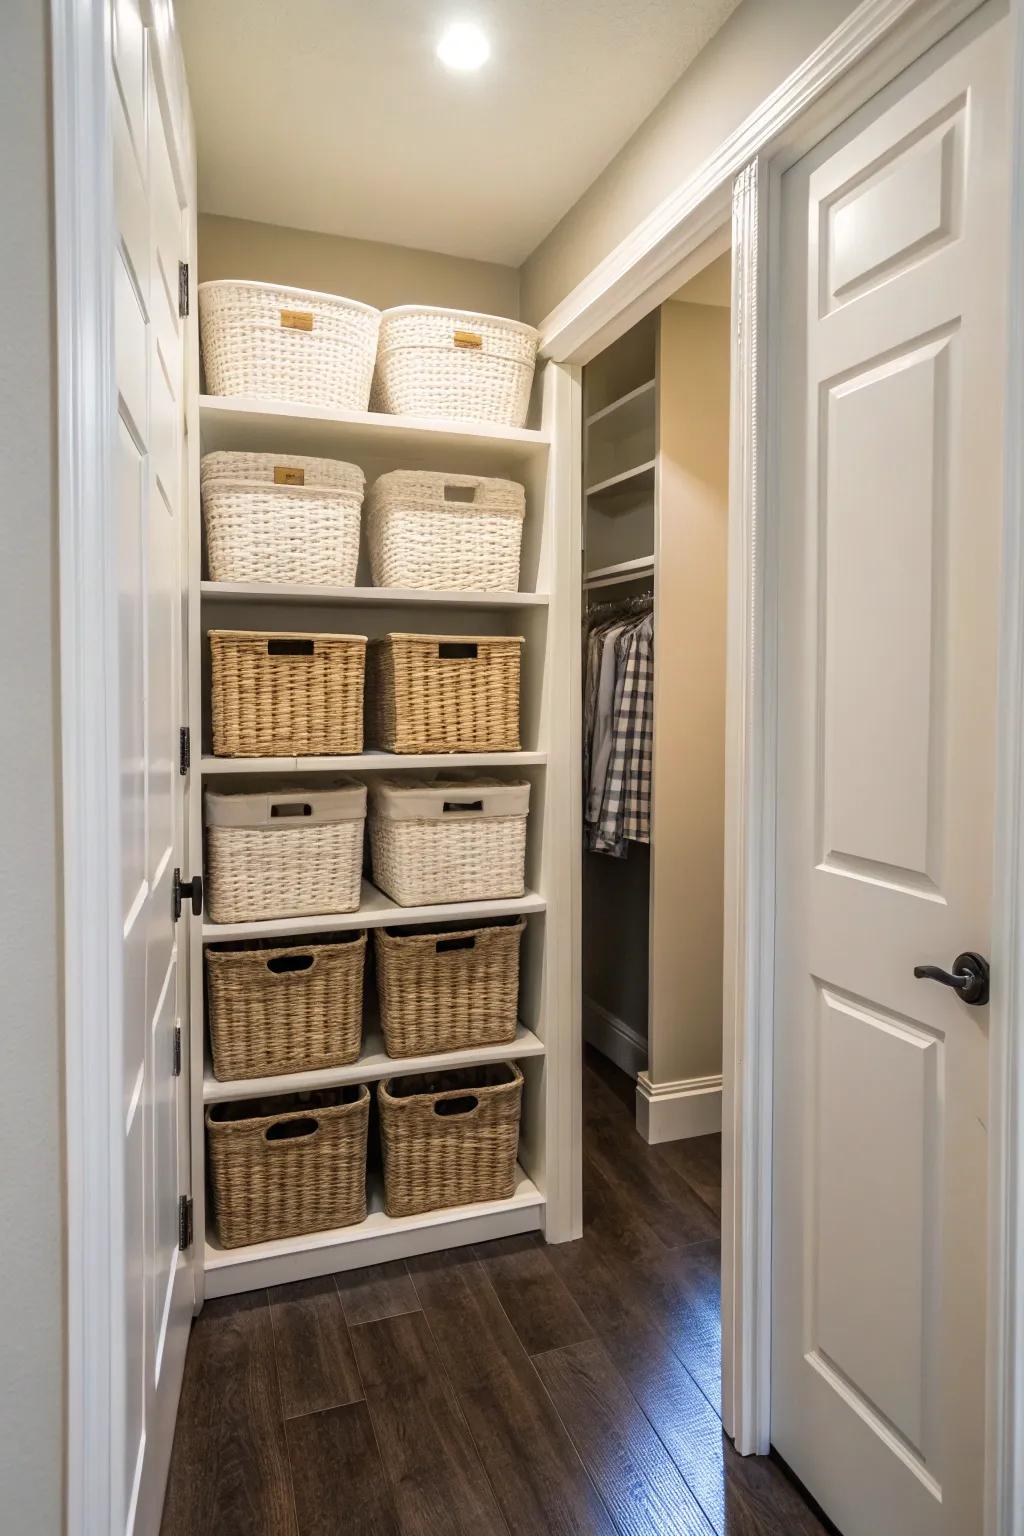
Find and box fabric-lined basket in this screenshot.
[198,280,380,410]
[205,931,367,1082]
[372,306,538,427]
[378,1062,523,1217]
[206,1085,370,1247]
[201,451,364,586]
[204,779,366,924]
[209,629,367,757]
[368,776,529,907]
[366,470,525,592]
[375,917,524,1058]
[367,633,523,754]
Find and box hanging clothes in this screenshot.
[582,599,653,857]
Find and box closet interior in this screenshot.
[581,251,732,1144]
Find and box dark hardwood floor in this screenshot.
[161,1048,831,1536]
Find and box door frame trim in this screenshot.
[540,0,1024,1513]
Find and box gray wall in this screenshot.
[0,1,65,1531]
[520,0,862,323]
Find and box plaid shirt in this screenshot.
[587,613,653,856]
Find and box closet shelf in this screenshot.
[200,580,550,610]
[201,880,546,942]
[203,1166,544,1297]
[585,459,656,503]
[585,377,655,432]
[203,1023,545,1104]
[198,395,549,470]
[201,749,548,775]
[583,556,654,590]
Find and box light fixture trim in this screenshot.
[436,20,491,72]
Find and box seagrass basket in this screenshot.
[372,306,538,427]
[366,470,524,592]
[374,917,524,1058]
[367,633,522,753]
[206,1085,370,1247]
[378,1063,523,1217]
[201,451,364,586]
[199,280,380,410]
[206,931,367,1081]
[209,629,367,757]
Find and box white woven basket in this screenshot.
[372,306,538,427]
[368,777,529,907]
[366,470,525,591]
[202,452,365,585]
[205,780,366,924]
[199,280,380,410]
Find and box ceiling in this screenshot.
[178,0,742,267]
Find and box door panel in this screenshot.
[772,11,1010,1536]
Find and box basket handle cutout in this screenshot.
[438,642,478,660]
[265,1115,319,1142]
[443,800,483,814]
[268,638,314,656]
[433,1095,479,1118]
[271,802,313,818]
[267,953,315,974]
[443,484,477,503]
[435,935,476,953]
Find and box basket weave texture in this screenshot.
[372,306,538,427]
[207,1085,369,1247]
[199,280,380,410]
[366,470,525,592]
[369,814,526,907]
[379,1063,522,1217]
[367,633,522,753]
[209,629,367,757]
[201,452,364,586]
[375,918,523,1058]
[206,932,366,1081]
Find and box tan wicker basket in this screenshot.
[367,633,522,754]
[375,917,524,1058]
[205,780,366,924]
[206,1085,370,1248]
[206,932,367,1082]
[366,470,525,592]
[209,629,367,757]
[372,306,538,427]
[379,1063,522,1217]
[201,452,364,586]
[199,280,380,410]
[368,776,529,907]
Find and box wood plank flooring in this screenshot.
[161,1048,833,1536]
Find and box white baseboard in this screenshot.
[636,1071,723,1144]
[582,995,648,1079]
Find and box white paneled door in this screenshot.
[772,8,1010,1535]
[113,3,193,1531]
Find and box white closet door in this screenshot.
[113,3,193,1531]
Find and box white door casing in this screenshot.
[113,1,193,1530]
[772,9,1010,1536]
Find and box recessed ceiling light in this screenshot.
[436,21,490,72]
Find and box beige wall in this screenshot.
[650,301,731,1086]
[199,213,520,317]
[1,1,65,1530]
[520,0,861,323]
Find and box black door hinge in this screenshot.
[178,1195,194,1252]
[172,867,204,921]
[172,1023,182,1077]
[178,260,190,318]
[179,726,190,776]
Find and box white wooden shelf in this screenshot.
[201,580,550,610]
[585,378,655,432]
[583,555,654,590]
[203,1023,545,1104]
[204,1166,544,1296]
[585,458,656,503]
[199,395,549,468]
[202,881,546,941]
[201,749,547,775]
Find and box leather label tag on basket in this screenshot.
[273,465,305,485]
[280,308,314,331]
[453,329,483,349]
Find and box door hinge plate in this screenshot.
[178,1195,194,1252]
[178,261,190,318]
[179,725,190,776]
[172,1023,182,1077]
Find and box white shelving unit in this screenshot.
[186,372,578,1297]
